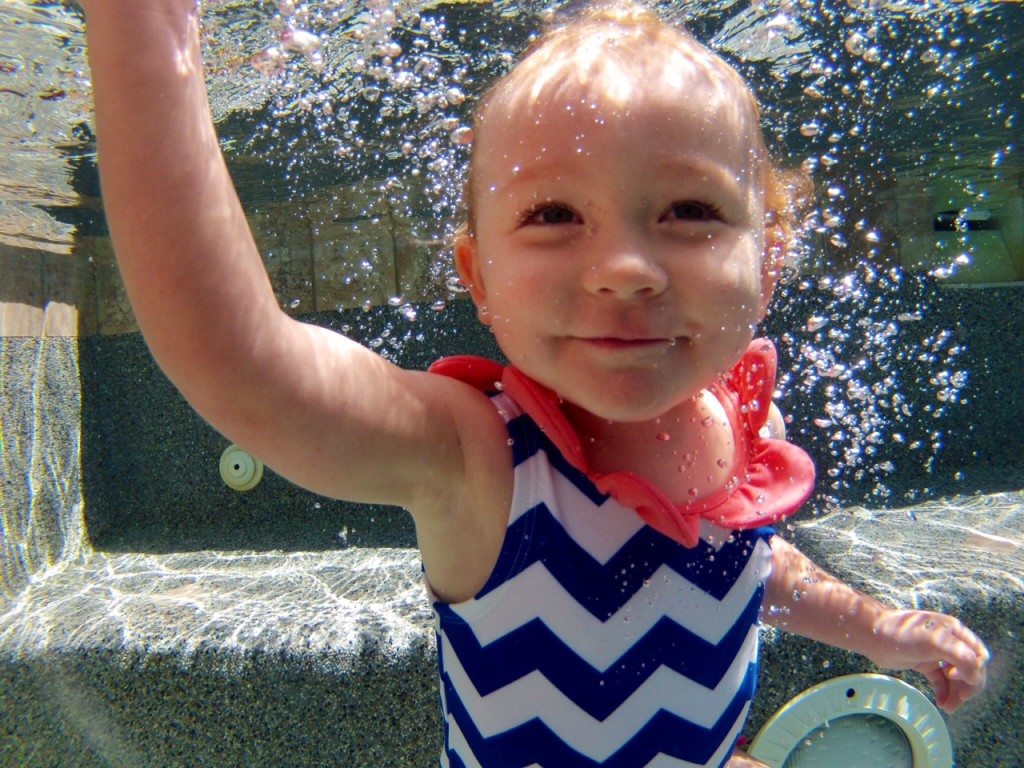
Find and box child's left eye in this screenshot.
[662,201,721,222]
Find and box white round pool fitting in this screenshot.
[747,673,952,768]
[219,444,264,491]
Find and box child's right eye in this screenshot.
[522,204,580,226]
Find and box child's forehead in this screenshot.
[480,27,759,144]
[475,42,762,170]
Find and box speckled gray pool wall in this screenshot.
[79,297,501,553]
[80,279,1024,553]
[0,336,85,611]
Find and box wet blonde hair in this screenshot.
[459,2,810,252]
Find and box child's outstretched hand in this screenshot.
[765,539,990,714]
[866,608,990,712]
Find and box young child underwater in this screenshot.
[79,1,989,766]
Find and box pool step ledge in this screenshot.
[0,548,443,767]
[2,494,1023,767]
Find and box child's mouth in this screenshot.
[577,337,678,350]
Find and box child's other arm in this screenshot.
[79,1,505,521]
[763,536,989,713]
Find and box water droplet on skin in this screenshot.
[656,432,671,441]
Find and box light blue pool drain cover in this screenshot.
[782,713,912,768]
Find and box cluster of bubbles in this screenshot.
[705,0,1010,507]
[231,0,482,218]
[201,0,1013,508]
[770,264,968,509]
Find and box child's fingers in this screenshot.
[940,671,986,713]
[919,664,952,710]
[917,654,987,713]
[940,622,990,685]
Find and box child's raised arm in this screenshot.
[764,536,989,713]
[79,0,508,550]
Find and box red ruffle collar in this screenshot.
[429,339,814,548]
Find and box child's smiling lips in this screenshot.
[572,336,680,350]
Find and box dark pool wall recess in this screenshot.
[79,281,1024,555]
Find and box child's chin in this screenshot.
[566,390,691,425]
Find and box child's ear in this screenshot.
[454,233,491,326]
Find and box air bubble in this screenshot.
[445,276,469,294]
[251,46,286,76]
[450,126,473,145]
[281,28,321,56]
[800,121,821,137]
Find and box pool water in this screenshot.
[1,1,1022,766]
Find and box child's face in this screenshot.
[456,51,774,423]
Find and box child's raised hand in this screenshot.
[867,608,990,713]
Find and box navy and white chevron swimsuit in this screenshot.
[428,340,814,767]
[432,389,775,768]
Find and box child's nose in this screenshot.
[582,243,669,299]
